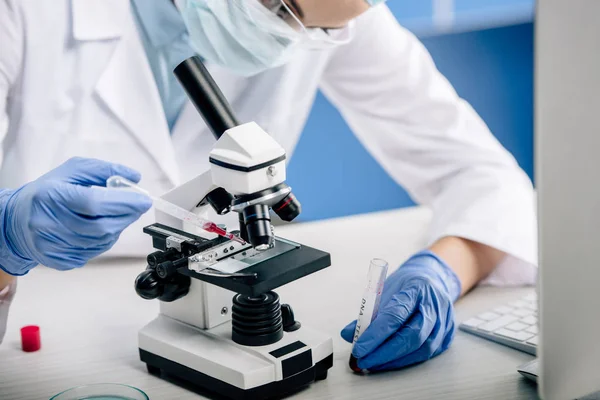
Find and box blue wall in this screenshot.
[287,21,534,222]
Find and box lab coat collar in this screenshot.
[70,0,181,186]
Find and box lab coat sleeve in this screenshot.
[0,0,24,168]
[0,3,24,345]
[0,3,31,276]
[0,279,16,345]
[319,6,537,286]
[0,0,31,276]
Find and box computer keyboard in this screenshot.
[459,294,538,355]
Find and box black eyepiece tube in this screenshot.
[174,56,240,139]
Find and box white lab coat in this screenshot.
[0,0,537,286]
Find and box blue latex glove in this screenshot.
[0,157,152,276]
[341,250,462,371]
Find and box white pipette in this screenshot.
[106,176,245,244]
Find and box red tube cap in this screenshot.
[20,325,41,352]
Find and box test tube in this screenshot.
[349,258,389,373]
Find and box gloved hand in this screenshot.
[0,157,152,276]
[341,250,461,371]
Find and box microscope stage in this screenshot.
[182,238,331,297]
[143,223,332,297]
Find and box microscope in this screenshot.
[134,57,333,400]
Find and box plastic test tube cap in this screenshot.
[21,325,41,352]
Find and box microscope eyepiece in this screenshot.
[242,204,273,250]
[174,56,239,139]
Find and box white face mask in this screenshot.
[177,0,352,77]
[178,0,302,77]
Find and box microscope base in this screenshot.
[138,315,334,400]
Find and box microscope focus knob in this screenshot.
[158,274,191,303]
[135,269,163,300]
[147,248,179,268]
[281,304,301,332]
[156,258,188,280]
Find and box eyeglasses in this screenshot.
[259,0,352,46]
[259,0,302,30]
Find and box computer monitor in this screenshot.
[536,1,600,399]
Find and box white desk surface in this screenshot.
[0,207,538,400]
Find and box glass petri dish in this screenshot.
[50,383,149,400]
